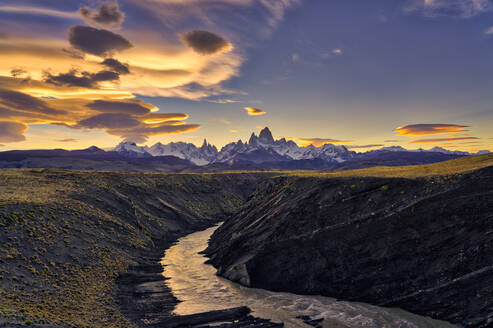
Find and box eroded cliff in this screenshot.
[206,154,493,327]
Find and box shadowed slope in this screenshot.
[206,154,493,327]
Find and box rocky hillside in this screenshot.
[0,169,270,327]
[206,153,493,328]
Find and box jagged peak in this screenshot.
[119,141,136,146]
[258,127,274,144]
[249,132,258,145]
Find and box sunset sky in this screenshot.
[0,0,492,152]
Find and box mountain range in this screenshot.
[113,126,488,165]
[0,127,488,172]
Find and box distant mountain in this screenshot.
[0,126,488,172]
[148,139,218,165]
[0,147,193,171]
[112,127,357,166]
[113,142,151,158]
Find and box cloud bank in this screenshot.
[409,136,480,143]
[0,121,28,142]
[393,124,470,136]
[0,0,301,145]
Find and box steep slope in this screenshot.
[206,153,493,327]
[0,170,271,327]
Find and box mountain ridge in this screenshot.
[113,127,488,166]
[0,127,488,172]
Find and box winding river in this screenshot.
[161,226,457,328]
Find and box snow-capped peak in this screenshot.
[114,141,150,158]
[112,126,485,166]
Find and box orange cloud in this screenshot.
[409,137,480,144]
[393,124,470,136]
[141,113,189,124]
[0,121,28,142]
[0,87,199,143]
[294,138,353,147]
[244,107,266,116]
[347,144,383,149]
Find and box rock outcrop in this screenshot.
[206,161,493,327]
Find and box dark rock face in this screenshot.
[206,166,493,327]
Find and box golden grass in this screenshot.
[284,153,493,179]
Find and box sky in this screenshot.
[0,0,492,152]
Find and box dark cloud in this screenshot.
[86,100,152,115]
[75,111,199,143]
[77,113,141,129]
[10,68,28,78]
[384,139,399,143]
[0,89,66,116]
[43,69,120,88]
[112,122,201,143]
[79,1,125,28]
[0,106,49,121]
[100,58,129,74]
[180,30,231,55]
[68,25,132,57]
[393,124,470,136]
[55,138,78,143]
[0,121,28,142]
[409,137,480,144]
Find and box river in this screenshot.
[161,225,457,328]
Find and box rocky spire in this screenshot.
[201,138,208,149]
[248,132,258,146]
[258,127,274,144]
